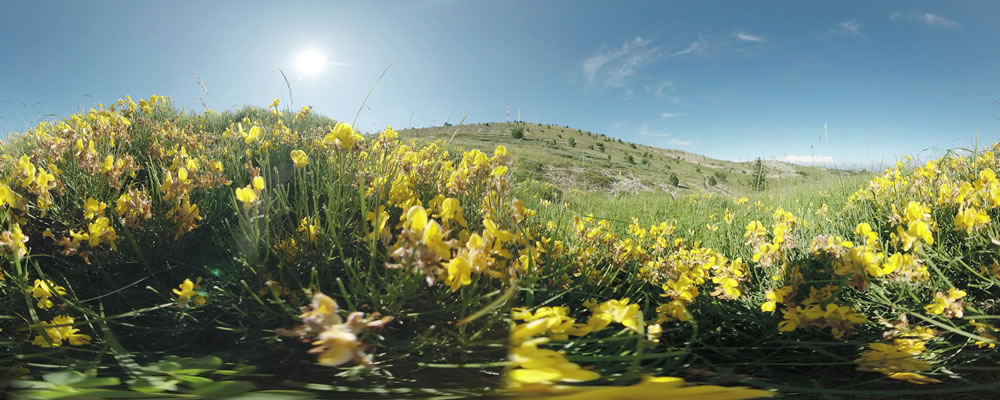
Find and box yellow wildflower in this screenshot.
[290,149,309,168]
[32,279,67,309]
[172,278,206,307]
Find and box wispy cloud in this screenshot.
[667,138,693,147]
[669,37,708,57]
[890,11,960,28]
[660,112,688,118]
[734,31,766,43]
[581,36,659,88]
[781,155,835,165]
[644,81,674,97]
[835,20,864,38]
[637,123,672,137]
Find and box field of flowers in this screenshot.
[1,96,998,399]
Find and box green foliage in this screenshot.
[511,126,524,139]
[669,172,680,187]
[750,157,768,191]
[568,137,576,147]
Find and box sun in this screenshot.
[295,49,326,76]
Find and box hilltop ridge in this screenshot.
[400,122,860,195]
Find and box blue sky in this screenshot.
[2,1,998,169]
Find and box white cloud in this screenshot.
[891,10,960,28]
[580,36,708,89]
[667,138,693,146]
[670,37,708,57]
[836,20,864,38]
[637,123,672,137]
[919,13,959,27]
[781,155,835,165]
[581,36,659,88]
[734,31,766,42]
[644,81,674,97]
[660,112,688,118]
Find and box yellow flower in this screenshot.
[83,198,107,220]
[243,125,262,144]
[761,286,793,313]
[101,155,114,174]
[51,315,91,346]
[404,205,429,232]
[512,375,776,399]
[312,326,360,366]
[444,257,472,291]
[954,206,989,234]
[87,217,118,250]
[323,122,363,149]
[0,223,29,259]
[235,186,258,209]
[172,278,206,307]
[585,298,640,332]
[177,167,191,184]
[252,175,266,191]
[423,220,451,259]
[290,149,309,168]
[924,288,966,318]
[31,279,67,310]
[903,201,930,225]
[509,339,601,385]
[856,339,939,384]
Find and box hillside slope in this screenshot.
[400,122,861,195]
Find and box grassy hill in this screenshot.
[400,122,863,195]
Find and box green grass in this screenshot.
[4,97,1000,400]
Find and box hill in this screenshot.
[399,122,861,195]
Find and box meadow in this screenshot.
[1,96,999,399]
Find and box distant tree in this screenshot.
[568,137,576,147]
[669,173,680,187]
[443,122,452,127]
[707,175,718,186]
[625,155,635,164]
[714,171,728,183]
[750,157,767,191]
[512,126,524,139]
[630,143,637,149]
[641,158,649,165]
[596,142,606,152]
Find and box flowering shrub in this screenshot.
[2,95,998,397]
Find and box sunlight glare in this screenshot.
[295,49,325,76]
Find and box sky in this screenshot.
[2,1,999,170]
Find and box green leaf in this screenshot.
[72,377,121,388]
[71,389,168,398]
[143,361,183,372]
[8,380,54,390]
[188,380,255,397]
[42,370,87,386]
[127,377,179,393]
[174,375,213,386]
[176,356,223,370]
[237,390,318,399]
